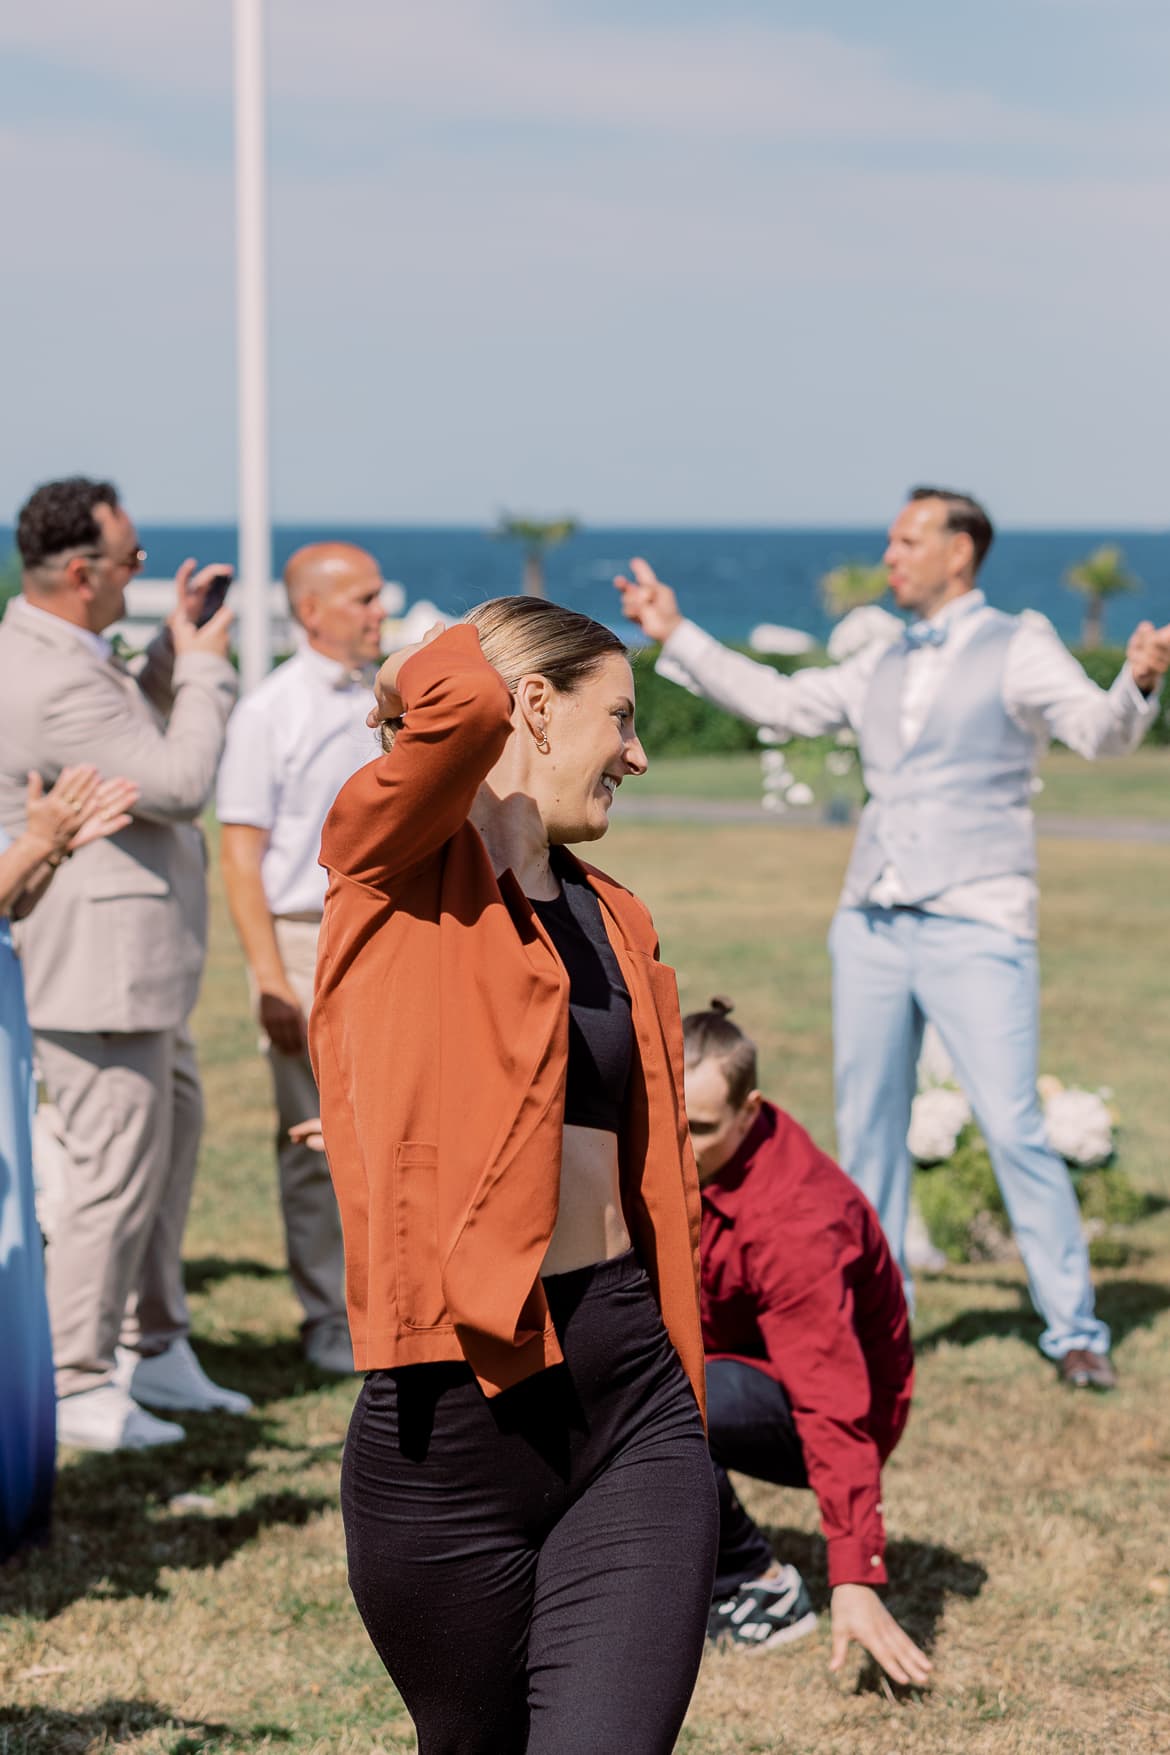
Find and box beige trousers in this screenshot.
[259,916,346,1341]
[35,1024,202,1398]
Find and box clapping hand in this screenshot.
[1125,621,1170,696]
[613,558,684,645]
[25,766,139,862]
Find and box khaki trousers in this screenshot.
[35,1024,202,1399]
[258,916,346,1341]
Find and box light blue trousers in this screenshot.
[829,905,1109,1361]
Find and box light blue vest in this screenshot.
[841,611,1037,907]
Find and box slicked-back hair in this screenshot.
[463,596,626,695]
[16,477,121,570]
[681,998,758,1112]
[909,485,994,572]
[379,596,627,752]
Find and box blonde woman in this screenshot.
[312,600,717,1754]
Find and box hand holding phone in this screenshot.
[194,567,233,627]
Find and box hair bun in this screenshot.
[709,996,734,1017]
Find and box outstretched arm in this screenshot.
[830,1583,932,1686]
[615,557,868,738]
[1006,614,1167,757]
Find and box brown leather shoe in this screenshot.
[1057,1349,1117,1391]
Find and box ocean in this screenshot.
[4,524,1167,647]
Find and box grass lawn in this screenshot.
[2,822,1168,1753]
[637,745,1170,820]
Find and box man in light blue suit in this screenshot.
[616,489,1170,1391]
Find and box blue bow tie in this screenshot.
[903,620,948,650]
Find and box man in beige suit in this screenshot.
[0,476,249,1451]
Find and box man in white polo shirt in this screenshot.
[217,543,386,1374]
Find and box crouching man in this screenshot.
[685,999,932,1686]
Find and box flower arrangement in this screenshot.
[907,1033,1143,1265]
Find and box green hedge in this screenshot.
[629,642,1168,756]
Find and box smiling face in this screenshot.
[83,501,145,630]
[883,497,977,619]
[537,652,648,844]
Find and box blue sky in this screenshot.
[1,2,1166,525]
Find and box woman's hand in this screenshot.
[68,776,140,850]
[24,766,101,859]
[829,1583,933,1687]
[366,623,447,729]
[24,768,140,864]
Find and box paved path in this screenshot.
[617,796,1170,844]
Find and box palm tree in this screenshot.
[818,560,887,621]
[492,514,580,598]
[1064,545,1140,649]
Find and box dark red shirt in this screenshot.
[700,1102,914,1588]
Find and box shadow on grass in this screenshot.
[185,1254,288,1294]
[185,1331,360,1410]
[759,1526,986,1648]
[0,1406,336,1619]
[0,1698,239,1754]
[914,1276,1170,1356]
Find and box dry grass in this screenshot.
[1,820,1168,1754]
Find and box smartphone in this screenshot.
[195,568,233,627]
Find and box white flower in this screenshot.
[784,781,815,806]
[826,604,904,663]
[825,751,854,777]
[1044,1088,1114,1167]
[748,623,817,656]
[908,1087,972,1163]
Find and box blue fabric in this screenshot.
[0,871,56,1560]
[829,905,1109,1360]
[903,620,949,649]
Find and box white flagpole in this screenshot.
[233,0,271,690]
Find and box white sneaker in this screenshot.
[115,1338,254,1415]
[57,1383,186,1452]
[304,1321,356,1376]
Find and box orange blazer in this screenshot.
[311,624,705,1416]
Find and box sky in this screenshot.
[1,1,1167,526]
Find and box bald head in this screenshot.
[284,542,385,667]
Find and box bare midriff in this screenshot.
[540,1122,632,1277]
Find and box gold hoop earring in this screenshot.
[535,727,551,754]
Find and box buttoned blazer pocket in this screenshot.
[392,1142,450,1331]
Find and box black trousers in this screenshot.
[341,1252,719,1755]
[706,1358,808,1600]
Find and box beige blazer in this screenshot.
[0,596,237,1032]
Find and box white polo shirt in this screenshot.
[216,644,379,916]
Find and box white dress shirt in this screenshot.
[216,644,379,916]
[659,591,1159,938]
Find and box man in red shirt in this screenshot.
[684,1000,932,1686]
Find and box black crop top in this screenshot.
[530,853,633,1134]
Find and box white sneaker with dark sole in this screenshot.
[708,1564,818,1652]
